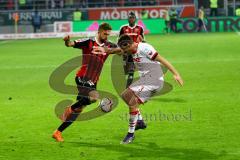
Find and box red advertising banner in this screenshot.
[88,5,196,20]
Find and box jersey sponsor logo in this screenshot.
[126,33,138,36]
[133,57,141,62]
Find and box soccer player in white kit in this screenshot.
[117,34,184,144]
[92,34,184,144]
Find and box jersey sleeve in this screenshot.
[73,38,89,49]
[143,43,158,60]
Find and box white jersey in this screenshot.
[132,42,163,78]
[129,42,164,103]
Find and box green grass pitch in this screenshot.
[0,33,240,160]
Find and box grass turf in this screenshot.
[0,32,240,160]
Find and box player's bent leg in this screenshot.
[53,95,93,142]
[121,88,139,107]
[60,96,89,122]
[122,88,146,128]
[57,90,98,125]
[135,108,147,131]
[121,89,140,144]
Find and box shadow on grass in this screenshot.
[67,141,226,160]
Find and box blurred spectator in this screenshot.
[119,0,124,6]
[148,0,156,6]
[32,10,42,33]
[141,9,148,19]
[236,6,240,16]
[35,0,45,9]
[19,0,27,9]
[88,0,102,8]
[7,0,14,10]
[197,6,205,32]
[169,7,178,33]
[73,8,82,21]
[51,0,64,8]
[65,0,74,8]
[210,0,218,16]
[50,0,56,8]
[60,0,64,8]
[125,0,138,6]
[163,8,170,34]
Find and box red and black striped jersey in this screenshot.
[73,37,117,83]
[119,24,144,43]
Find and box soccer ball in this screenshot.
[99,98,113,113]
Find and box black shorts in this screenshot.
[75,77,97,100]
[198,19,203,27]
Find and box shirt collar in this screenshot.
[128,24,137,29]
[95,37,105,46]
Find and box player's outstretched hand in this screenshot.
[92,46,107,55]
[63,35,70,42]
[173,74,184,86]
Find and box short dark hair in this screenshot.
[118,35,133,48]
[98,23,112,31]
[128,12,136,18]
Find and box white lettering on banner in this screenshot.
[100,11,111,20]
[149,10,158,18]
[8,11,62,21]
[99,9,167,20]
[100,10,141,20]
[111,9,120,20]
[121,11,128,19]
[40,12,62,20]
[159,10,166,17]
[19,12,32,21]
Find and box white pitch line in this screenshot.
[0,58,239,70]
[0,41,9,44]
[0,65,58,70]
[0,40,16,45]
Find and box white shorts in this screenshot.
[129,73,164,103]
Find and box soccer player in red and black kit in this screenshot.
[119,12,144,88]
[52,23,119,142]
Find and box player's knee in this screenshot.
[89,90,99,103]
[121,91,128,103]
[77,96,92,106]
[121,89,137,107]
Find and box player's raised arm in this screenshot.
[107,47,124,55]
[63,35,75,47]
[154,54,184,86]
[92,46,124,55]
